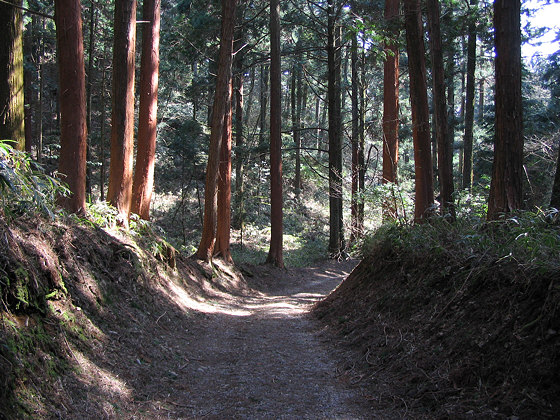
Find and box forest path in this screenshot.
[124,259,377,419]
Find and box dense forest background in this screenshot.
[2,1,560,417]
[3,0,560,265]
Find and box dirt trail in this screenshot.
[114,259,376,419]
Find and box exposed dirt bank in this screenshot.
[314,227,560,419]
[1,217,383,419]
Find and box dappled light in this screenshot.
[164,280,253,316]
[69,348,133,406]
[2,0,560,417]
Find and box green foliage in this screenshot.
[360,209,560,273]
[70,200,117,228]
[367,181,415,225]
[0,140,69,219]
[454,180,490,219]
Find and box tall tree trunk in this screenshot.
[404,0,434,222]
[457,35,466,176]
[85,0,97,199]
[358,50,366,229]
[445,20,457,189]
[23,10,35,154]
[99,48,108,201]
[215,80,233,261]
[38,17,45,163]
[24,24,33,155]
[54,0,87,213]
[196,0,237,261]
[291,38,303,198]
[266,0,284,267]
[0,0,25,150]
[327,0,345,258]
[233,15,245,230]
[462,0,477,191]
[350,33,361,244]
[131,0,161,220]
[487,0,523,220]
[108,0,137,226]
[427,0,455,218]
[382,0,400,219]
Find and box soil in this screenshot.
[4,216,558,419]
[82,259,379,419]
[0,217,385,419]
[313,249,560,419]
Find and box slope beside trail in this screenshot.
[3,219,394,419]
[128,259,375,419]
[31,255,386,419]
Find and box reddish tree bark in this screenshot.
[99,46,109,201]
[0,0,25,151]
[487,0,523,220]
[382,0,400,219]
[266,0,284,267]
[108,0,137,226]
[404,0,434,222]
[54,0,87,214]
[85,0,96,198]
[427,0,455,218]
[131,0,161,220]
[327,0,345,258]
[214,80,233,262]
[382,0,400,185]
[196,0,237,261]
[232,7,245,230]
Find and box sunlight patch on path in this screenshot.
[159,263,350,318]
[70,346,132,404]
[168,260,374,419]
[164,279,326,317]
[162,281,253,316]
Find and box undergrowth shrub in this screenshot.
[0,140,68,219]
[360,209,560,272]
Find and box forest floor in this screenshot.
[122,259,379,419]
[80,259,380,419]
[1,216,391,419]
[2,214,558,419]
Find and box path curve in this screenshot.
[167,259,375,419]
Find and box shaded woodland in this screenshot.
[0,0,558,259]
[1,0,560,418]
